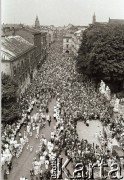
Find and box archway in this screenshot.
[66,50,69,53]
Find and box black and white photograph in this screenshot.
[1,0,124,179]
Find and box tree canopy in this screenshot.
[77,24,124,90]
[2,73,20,124]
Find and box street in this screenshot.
[2,33,124,180]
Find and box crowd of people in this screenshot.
[2,35,124,180]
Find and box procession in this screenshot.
[1,34,124,180]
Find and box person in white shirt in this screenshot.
[51,132,55,142]
[45,159,49,169]
[43,150,48,157]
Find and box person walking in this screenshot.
[4,170,8,180]
[46,114,51,126]
[46,107,49,114]
[48,116,51,127]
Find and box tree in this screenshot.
[2,73,20,124]
[77,24,124,91]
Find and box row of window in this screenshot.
[12,53,34,76]
[19,72,29,86]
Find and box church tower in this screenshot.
[35,16,40,30]
[92,13,96,24]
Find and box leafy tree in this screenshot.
[77,24,124,91]
[2,73,20,124]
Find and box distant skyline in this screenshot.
[1,0,124,26]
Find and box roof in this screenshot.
[17,27,41,35]
[63,36,72,38]
[109,18,124,24]
[63,33,72,38]
[2,24,24,28]
[74,30,82,34]
[1,35,34,61]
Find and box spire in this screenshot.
[36,15,38,20]
[35,15,40,29]
[92,12,96,24]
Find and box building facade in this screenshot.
[12,27,42,75]
[40,32,47,65]
[108,18,124,25]
[71,30,83,56]
[2,26,49,71]
[1,36,35,94]
[40,27,56,49]
[63,35,72,54]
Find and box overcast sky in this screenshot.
[1,0,124,26]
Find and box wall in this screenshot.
[15,28,42,69]
[71,33,82,56]
[63,37,72,53]
[1,61,11,75]
[10,48,35,92]
[34,33,42,68]
[40,33,47,64]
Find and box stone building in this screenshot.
[1,36,35,94]
[108,18,124,25]
[92,13,96,24]
[90,13,108,26]
[63,35,72,54]
[2,26,48,70]
[35,16,40,30]
[40,32,47,65]
[71,30,83,56]
[40,26,56,49]
[13,27,42,75]
[63,25,87,55]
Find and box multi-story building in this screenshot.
[41,32,47,64]
[14,27,42,75]
[63,24,87,55]
[63,35,72,54]
[2,26,42,75]
[108,18,124,25]
[40,26,56,49]
[1,35,35,94]
[71,30,83,56]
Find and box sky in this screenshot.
[1,0,124,26]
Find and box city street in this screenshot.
[1,1,124,180]
[2,33,124,180]
[6,35,74,180]
[7,99,56,180]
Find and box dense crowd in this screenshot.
[2,36,124,180]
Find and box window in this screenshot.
[21,61,24,69]
[13,66,16,76]
[23,74,25,82]
[66,44,69,48]
[66,39,69,43]
[17,64,20,72]
[20,78,22,85]
[25,72,28,78]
